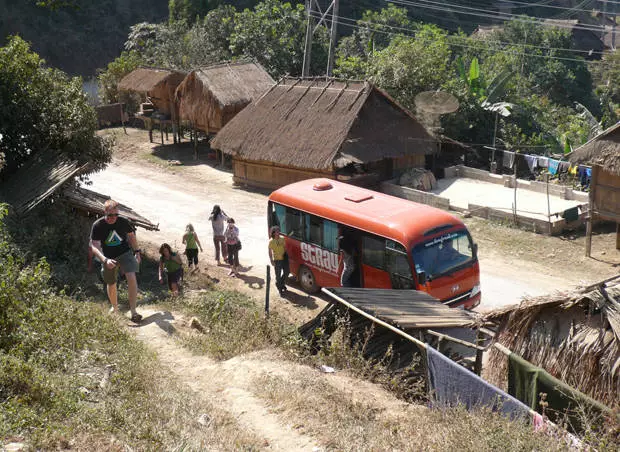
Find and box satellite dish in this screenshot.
[414,91,460,141]
[415,91,460,115]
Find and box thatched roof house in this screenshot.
[484,278,620,408]
[569,122,620,176]
[118,67,186,116]
[568,122,620,254]
[211,78,437,189]
[175,61,275,133]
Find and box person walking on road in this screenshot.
[158,243,184,296]
[90,199,142,323]
[209,205,228,265]
[182,223,203,272]
[224,218,241,277]
[268,225,289,296]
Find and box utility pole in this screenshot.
[302,0,314,77]
[326,0,339,77]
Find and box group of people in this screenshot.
[89,200,244,322]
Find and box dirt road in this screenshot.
[87,158,575,314]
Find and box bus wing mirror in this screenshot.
[417,271,427,285]
[473,243,478,258]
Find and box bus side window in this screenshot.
[323,220,338,252]
[362,235,386,269]
[286,208,304,240]
[274,203,286,233]
[305,214,322,246]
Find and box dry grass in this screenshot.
[253,373,565,452]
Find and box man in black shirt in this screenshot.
[90,199,142,323]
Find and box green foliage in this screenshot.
[368,25,452,110]
[98,50,145,110]
[230,0,328,77]
[0,36,112,178]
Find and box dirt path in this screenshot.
[130,307,413,451]
[131,308,319,451]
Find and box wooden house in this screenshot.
[175,61,275,134]
[210,78,437,190]
[118,67,186,116]
[118,67,186,143]
[569,122,620,255]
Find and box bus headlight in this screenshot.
[470,284,481,298]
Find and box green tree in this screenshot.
[367,25,452,110]
[98,50,145,105]
[0,36,112,178]
[230,0,329,77]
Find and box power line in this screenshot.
[387,0,611,33]
[312,10,611,63]
[496,0,601,14]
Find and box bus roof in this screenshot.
[269,178,466,247]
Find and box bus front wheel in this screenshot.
[298,265,319,294]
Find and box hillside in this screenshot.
[0,0,169,75]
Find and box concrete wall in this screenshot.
[380,181,451,210]
[448,165,588,202]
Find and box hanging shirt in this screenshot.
[524,155,538,173]
[502,150,515,170]
[558,161,570,174]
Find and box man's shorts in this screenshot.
[102,250,139,284]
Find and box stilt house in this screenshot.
[210,78,437,189]
[175,61,275,134]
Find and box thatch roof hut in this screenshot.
[569,122,620,176]
[568,122,620,254]
[175,61,275,133]
[483,277,620,408]
[211,77,437,189]
[118,67,186,116]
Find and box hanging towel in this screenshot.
[524,155,538,173]
[537,156,549,168]
[427,347,529,420]
[569,165,578,176]
[561,206,579,222]
[548,159,560,175]
[507,353,612,434]
[502,150,515,170]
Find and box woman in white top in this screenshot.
[224,218,240,276]
[208,205,228,264]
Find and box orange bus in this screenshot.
[268,179,481,309]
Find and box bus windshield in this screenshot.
[412,230,475,281]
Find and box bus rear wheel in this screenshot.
[298,265,319,294]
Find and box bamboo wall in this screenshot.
[232,159,333,190]
[593,168,620,220]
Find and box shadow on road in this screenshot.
[133,310,176,335]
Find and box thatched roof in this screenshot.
[568,122,620,176]
[118,67,186,94]
[176,61,274,132]
[483,277,620,408]
[63,186,159,231]
[211,78,437,170]
[0,152,90,214]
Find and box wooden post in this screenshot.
[586,166,598,257]
[160,121,164,145]
[265,265,271,318]
[148,120,153,143]
[616,223,620,251]
[193,126,198,160]
[474,329,484,376]
[119,103,126,134]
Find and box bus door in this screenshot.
[359,235,415,289]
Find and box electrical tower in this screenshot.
[302,0,340,77]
